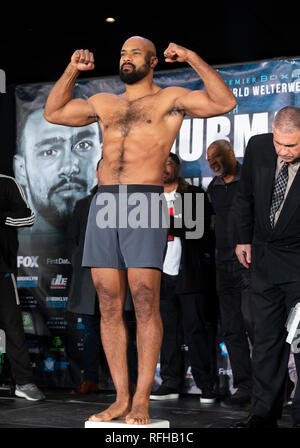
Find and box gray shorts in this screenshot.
[82,185,168,270]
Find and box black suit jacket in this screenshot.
[236,133,300,283]
[66,193,97,315]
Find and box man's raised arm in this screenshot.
[164,43,237,118]
[44,49,98,127]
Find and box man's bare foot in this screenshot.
[125,400,150,425]
[89,398,131,422]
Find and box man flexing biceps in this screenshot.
[44,36,236,425]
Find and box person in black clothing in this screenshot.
[0,174,45,401]
[232,107,300,428]
[150,153,216,404]
[206,140,253,407]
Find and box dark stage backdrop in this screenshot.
[4,57,300,392]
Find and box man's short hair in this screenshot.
[207,139,233,152]
[273,106,300,133]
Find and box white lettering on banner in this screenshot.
[206,116,231,148]
[178,119,191,160]
[232,87,250,97]
[179,119,204,161]
[234,113,269,157]
[177,113,269,161]
[252,81,300,95]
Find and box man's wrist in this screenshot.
[186,50,202,65]
[64,63,80,79]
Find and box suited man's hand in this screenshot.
[236,244,251,269]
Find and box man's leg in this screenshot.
[250,272,289,421]
[126,267,163,424]
[216,262,252,394]
[159,273,183,390]
[0,273,34,385]
[89,268,131,422]
[179,293,215,391]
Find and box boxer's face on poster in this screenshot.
[20,109,101,228]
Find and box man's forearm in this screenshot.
[187,51,236,107]
[44,63,80,118]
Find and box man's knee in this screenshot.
[131,283,158,323]
[94,283,124,324]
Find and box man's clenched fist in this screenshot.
[71,49,95,71]
[164,43,190,63]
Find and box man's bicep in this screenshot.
[52,98,98,127]
[175,89,227,118]
[44,97,98,127]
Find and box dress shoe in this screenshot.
[73,381,99,394]
[230,414,278,428]
[221,389,251,408]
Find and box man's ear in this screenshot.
[150,56,158,69]
[13,154,28,189]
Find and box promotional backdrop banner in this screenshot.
[14,57,300,390]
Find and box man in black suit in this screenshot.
[233,106,300,428]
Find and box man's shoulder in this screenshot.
[207,176,218,191]
[160,85,190,99]
[246,133,274,160]
[0,174,21,190]
[248,132,273,146]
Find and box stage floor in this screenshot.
[0,386,295,429]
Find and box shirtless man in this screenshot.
[44,36,236,425]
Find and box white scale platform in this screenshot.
[85,418,170,428]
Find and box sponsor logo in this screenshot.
[46,317,67,330]
[17,256,39,268]
[45,297,68,309]
[77,318,85,330]
[17,276,38,288]
[50,336,64,353]
[22,312,35,334]
[19,296,38,308]
[50,274,68,289]
[46,257,71,265]
[44,357,55,372]
[43,357,70,372]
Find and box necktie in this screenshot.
[269,162,289,228]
